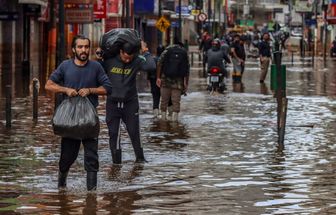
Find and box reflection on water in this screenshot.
[0,56,336,214]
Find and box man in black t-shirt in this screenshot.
[230,34,246,82]
[258,32,272,83]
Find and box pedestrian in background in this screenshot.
[199,29,213,76]
[140,41,159,117]
[45,34,112,191]
[230,34,245,83]
[239,36,247,77]
[258,32,272,83]
[102,41,147,164]
[156,38,190,121]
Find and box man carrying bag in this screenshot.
[45,34,112,191]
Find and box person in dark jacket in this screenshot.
[156,39,190,121]
[103,42,147,164]
[207,39,231,75]
[206,39,231,91]
[141,41,160,117]
[45,34,112,191]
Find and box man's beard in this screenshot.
[75,51,88,62]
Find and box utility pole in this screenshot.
[125,0,130,28]
[208,0,211,33]
[178,0,182,41]
[323,0,328,64]
[157,0,162,47]
[289,0,292,32]
[57,0,65,66]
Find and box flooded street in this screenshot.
[1,54,336,214]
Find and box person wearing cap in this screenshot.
[102,42,147,164]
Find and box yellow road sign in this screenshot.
[156,16,170,33]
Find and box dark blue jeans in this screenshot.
[59,137,99,173]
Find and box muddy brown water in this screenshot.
[0,55,336,214]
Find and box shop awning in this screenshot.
[18,0,48,7]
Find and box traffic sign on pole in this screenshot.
[198,12,207,22]
[156,16,170,33]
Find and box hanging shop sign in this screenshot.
[327,3,336,24]
[175,5,190,16]
[134,0,155,14]
[94,0,106,19]
[294,0,313,13]
[65,8,93,23]
[0,12,19,21]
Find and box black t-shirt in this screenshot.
[259,40,271,57]
[50,59,112,107]
[231,41,245,60]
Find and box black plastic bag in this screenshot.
[52,96,100,140]
[100,28,141,58]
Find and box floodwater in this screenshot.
[1,53,336,214]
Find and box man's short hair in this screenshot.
[71,34,90,49]
[121,42,137,55]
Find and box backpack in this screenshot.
[162,46,189,78]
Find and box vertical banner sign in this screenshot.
[327,3,336,24]
[107,0,120,14]
[94,0,107,19]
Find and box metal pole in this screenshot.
[33,79,39,120]
[274,39,286,149]
[208,0,211,32]
[178,0,182,41]
[302,13,305,58]
[157,0,162,47]
[323,0,328,65]
[125,0,130,28]
[6,85,11,128]
[57,0,65,66]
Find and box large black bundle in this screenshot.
[52,96,100,140]
[100,28,141,58]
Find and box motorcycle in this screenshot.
[330,45,336,57]
[207,66,226,94]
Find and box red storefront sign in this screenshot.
[65,8,93,23]
[107,0,120,14]
[64,0,92,3]
[94,0,106,19]
[327,3,336,24]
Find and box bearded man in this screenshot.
[45,34,112,191]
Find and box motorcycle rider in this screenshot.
[199,29,213,76]
[331,36,336,57]
[206,38,231,92]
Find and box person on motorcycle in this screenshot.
[331,37,336,57]
[199,29,213,76]
[206,38,231,91]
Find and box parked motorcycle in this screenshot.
[207,66,226,93]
